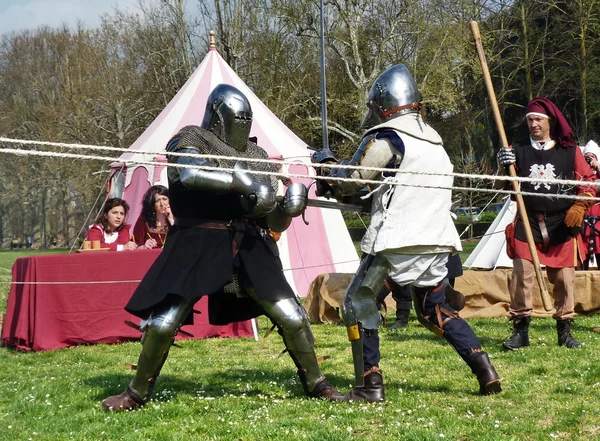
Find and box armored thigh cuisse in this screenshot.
[412,282,481,362]
[129,297,195,402]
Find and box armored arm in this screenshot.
[171,147,276,218]
[313,133,402,200]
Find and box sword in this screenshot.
[307,198,365,212]
[275,195,367,212]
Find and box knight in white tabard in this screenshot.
[313,64,502,402]
[497,97,596,350]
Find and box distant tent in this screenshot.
[464,199,517,269]
[108,43,359,296]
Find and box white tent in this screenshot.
[464,199,517,269]
[108,44,359,296]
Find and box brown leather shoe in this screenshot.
[346,367,385,403]
[102,390,143,412]
[310,378,347,401]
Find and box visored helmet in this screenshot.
[201,84,253,151]
[361,64,421,129]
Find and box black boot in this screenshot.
[346,367,385,402]
[503,316,530,350]
[468,352,502,395]
[556,319,582,348]
[388,308,410,330]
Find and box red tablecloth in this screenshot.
[1,249,254,351]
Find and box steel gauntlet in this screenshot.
[267,182,308,232]
[232,162,277,218]
[497,147,516,168]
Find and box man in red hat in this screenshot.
[497,97,596,349]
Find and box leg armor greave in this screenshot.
[412,281,482,363]
[254,296,324,394]
[341,254,390,386]
[129,297,195,402]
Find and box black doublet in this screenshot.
[124,135,295,325]
[512,138,576,245]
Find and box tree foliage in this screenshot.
[1,0,600,247]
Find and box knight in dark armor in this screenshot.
[497,97,596,350]
[102,84,344,411]
[313,64,501,402]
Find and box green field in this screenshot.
[1,249,600,440]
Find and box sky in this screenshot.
[0,0,144,35]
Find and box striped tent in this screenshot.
[109,44,359,296]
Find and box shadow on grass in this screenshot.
[85,365,450,403]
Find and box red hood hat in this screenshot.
[525,97,577,148]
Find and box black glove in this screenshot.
[315,180,333,197]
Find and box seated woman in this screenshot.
[132,185,174,249]
[86,198,137,251]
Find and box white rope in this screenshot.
[2,139,600,202]
[3,135,600,189]
[3,280,143,285]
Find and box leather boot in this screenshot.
[102,387,145,412]
[388,309,410,330]
[346,367,385,402]
[468,352,502,395]
[556,319,582,348]
[308,377,347,401]
[502,316,530,350]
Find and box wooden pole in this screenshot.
[469,20,552,311]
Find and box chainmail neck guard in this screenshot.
[169,125,280,189]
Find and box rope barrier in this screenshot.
[2,136,600,190]
[1,141,599,202]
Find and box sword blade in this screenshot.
[306,198,364,212]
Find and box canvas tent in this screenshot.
[108,44,359,297]
[464,198,517,269]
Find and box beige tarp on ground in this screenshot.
[304,273,395,324]
[305,270,600,323]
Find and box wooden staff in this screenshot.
[470,20,552,311]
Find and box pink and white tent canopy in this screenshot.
[109,47,359,296]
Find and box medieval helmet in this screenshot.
[201,84,253,151]
[360,64,421,129]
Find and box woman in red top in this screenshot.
[86,198,137,251]
[131,185,174,249]
[582,140,600,268]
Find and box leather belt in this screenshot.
[174,218,230,230]
[534,213,550,252]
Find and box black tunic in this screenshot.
[512,138,576,245]
[124,182,296,324]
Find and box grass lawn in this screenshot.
[1,249,600,440]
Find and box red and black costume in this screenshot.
[503,97,595,351]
